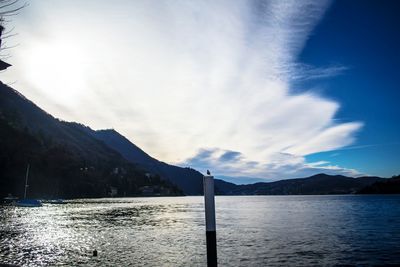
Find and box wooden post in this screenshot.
[204,174,217,267]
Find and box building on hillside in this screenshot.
[109,186,118,197]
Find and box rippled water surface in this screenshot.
[1,195,400,266]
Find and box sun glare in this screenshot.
[25,40,88,107]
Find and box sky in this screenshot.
[1,0,399,184]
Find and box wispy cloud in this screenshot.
[2,0,363,181]
[288,64,349,81]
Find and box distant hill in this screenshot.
[358,175,400,194]
[227,173,384,195]
[0,82,182,198]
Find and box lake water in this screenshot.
[1,195,400,266]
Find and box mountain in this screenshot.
[0,81,182,198]
[0,81,234,196]
[227,173,384,195]
[357,175,400,194]
[87,130,387,195]
[0,81,389,198]
[91,129,235,195]
[54,122,388,196]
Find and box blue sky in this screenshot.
[299,0,400,179]
[1,0,399,183]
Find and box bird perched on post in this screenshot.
[206,170,211,175]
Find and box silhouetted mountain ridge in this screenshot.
[226,173,384,195]
[358,175,400,194]
[91,130,387,195]
[0,82,182,198]
[0,81,389,197]
[92,129,213,195]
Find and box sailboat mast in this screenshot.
[24,164,30,199]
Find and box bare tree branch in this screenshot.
[1,32,18,39]
[0,0,20,10]
[0,1,27,16]
[0,43,20,50]
[0,0,26,70]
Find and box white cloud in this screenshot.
[182,148,362,181]
[1,0,363,181]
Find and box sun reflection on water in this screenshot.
[1,196,400,266]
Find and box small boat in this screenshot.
[15,199,42,207]
[14,164,42,207]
